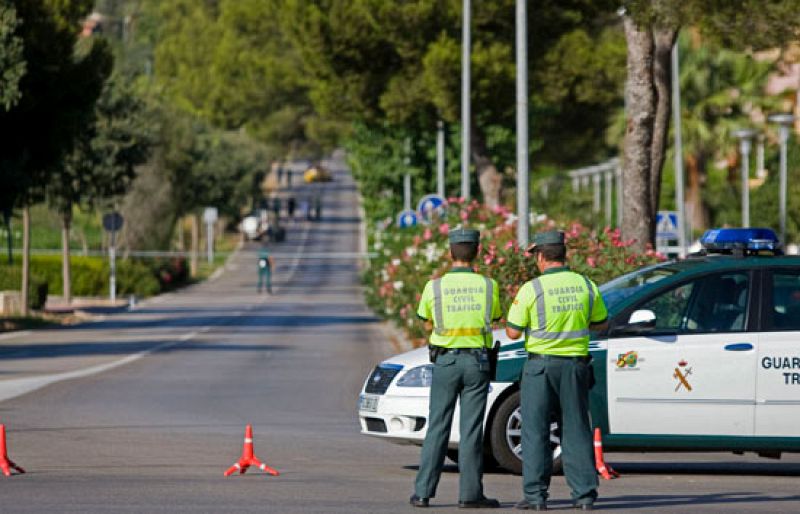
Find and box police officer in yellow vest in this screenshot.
[506,230,608,511]
[411,228,502,509]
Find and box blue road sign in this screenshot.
[417,194,446,223]
[656,211,679,240]
[397,209,418,228]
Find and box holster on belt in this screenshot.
[428,344,445,364]
[488,340,500,380]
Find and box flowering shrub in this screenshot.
[364,199,664,346]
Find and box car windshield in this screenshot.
[599,263,679,311]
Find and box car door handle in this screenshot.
[724,343,753,351]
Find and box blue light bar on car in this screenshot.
[700,228,781,253]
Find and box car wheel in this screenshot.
[488,390,563,475]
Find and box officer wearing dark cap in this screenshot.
[506,230,608,511]
[411,228,502,509]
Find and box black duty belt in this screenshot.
[441,348,486,355]
[528,353,590,363]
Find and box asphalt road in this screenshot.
[0,159,799,513]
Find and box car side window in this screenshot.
[769,271,800,330]
[684,272,749,333]
[636,281,695,331]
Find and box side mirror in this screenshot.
[612,309,656,335]
[628,309,656,327]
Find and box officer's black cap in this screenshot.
[527,230,565,252]
[448,228,480,245]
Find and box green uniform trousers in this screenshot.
[414,351,490,502]
[521,356,598,505]
[257,268,272,293]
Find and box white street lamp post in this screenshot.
[461,0,471,200]
[516,0,529,247]
[436,120,445,198]
[733,129,756,227]
[769,113,795,243]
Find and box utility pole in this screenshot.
[671,42,687,256]
[437,121,446,198]
[461,0,471,200]
[516,0,529,247]
[733,129,756,227]
[770,113,794,243]
[404,137,412,211]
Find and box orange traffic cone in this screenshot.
[224,425,279,477]
[593,427,618,480]
[0,424,25,477]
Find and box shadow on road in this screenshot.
[51,313,379,331]
[598,492,800,510]
[613,460,800,476]
[0,341,291,359]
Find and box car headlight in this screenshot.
[396,364,433,387]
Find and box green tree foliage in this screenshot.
[282,0,623,211]
[675,35,778,232]
[619,0,800,251]
[52,72,153,213]
[0,3,25,111]
[0,0,108,209]
[149,0,312,156]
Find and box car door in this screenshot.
[755,268,800,436]
[607,271,757,436]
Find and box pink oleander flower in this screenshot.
[587,257,596,268]
[423,228,433,241]
[505,241,515,250]
[438,223,450,235]
[460,210,469,221]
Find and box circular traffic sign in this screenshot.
[102,212,124,232]
[417,194,446,223]
[397,209,418,229]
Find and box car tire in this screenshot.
[488,390,563,475]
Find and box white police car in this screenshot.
[358,228,800,473]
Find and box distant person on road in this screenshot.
[257,247,275,294]
[287,197,296,220]
[272,197,282,221]
[313,194,322,221]
[410,228,502,510]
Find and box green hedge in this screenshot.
[0,266,49,309]
[0,255,164,300]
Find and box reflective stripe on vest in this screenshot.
[525,275,591,340]
[431,276,493,337]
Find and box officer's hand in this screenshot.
[505,326,523,340]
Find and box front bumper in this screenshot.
[358,382,514,449]
[359,393,430,446]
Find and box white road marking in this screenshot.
[0,331,199,403]
[0,330,31,341]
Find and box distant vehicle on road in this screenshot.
[241,216,261,240]
[358,228,800,474]
[304,164,333,183]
